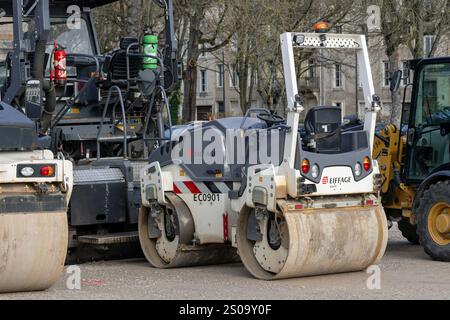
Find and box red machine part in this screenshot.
[53,42,67,85]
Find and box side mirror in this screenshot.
[390,70,403,92]
[25,80,43,121]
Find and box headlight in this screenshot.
[311,164,320,179]
[20,167,35,177]
[355,163,362,177]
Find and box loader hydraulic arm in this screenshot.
[373,124,402,194]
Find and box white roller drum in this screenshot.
[0,212,68,293]
[237,205,388,280]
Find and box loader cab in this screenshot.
[404,57,450,183]
[46,10,102,116]
[46,12,100,61]
[46,9,100,55]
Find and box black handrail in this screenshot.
[96,85,128,160]
[239,108,271,129]
[51,77,96,129]
[142,85,173,144]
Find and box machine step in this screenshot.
[97,134,137,143]
[73,167,125,184]
[77,232,139,245]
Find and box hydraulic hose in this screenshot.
[33,39,56,133]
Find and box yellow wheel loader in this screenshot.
[374,57,450,261]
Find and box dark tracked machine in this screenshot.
[0,0,179,263]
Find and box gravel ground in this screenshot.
[1,225,449,300]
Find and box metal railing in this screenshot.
[298,77,320,91]
[96,43,173,160]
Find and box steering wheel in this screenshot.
[257,111,285,126]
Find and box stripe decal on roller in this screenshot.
[173,181,232,194]
[184,181,202,194]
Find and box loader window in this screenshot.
[407,62,450,181]
[44,18,94,77]
[0,18,32,60]
[48,18,94,55]
[0,17,93,58]
[414,63,450,126]
[0,18,32,90]
[0,60,7,92]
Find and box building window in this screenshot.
[424,35,435,56]
[217,101,225,113]
[382,102,392,117]
[217,64,224,88]
[383,61,390,87]
[359,101,366,115]
[333,101,345,115]
[402,61,410,85]
[200,69,207,93]
[230,64,239,87]
[197,106,212,121]
[334,64,342,88]
[231,100,240,115]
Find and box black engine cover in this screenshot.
[0,102,37,151]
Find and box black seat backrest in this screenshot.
[305,106,342,136]
[106,37,141,83]
[304,106,342,154]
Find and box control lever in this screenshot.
[371,94,382,112]
[294,94,304,112]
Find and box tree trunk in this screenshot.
[247,67,255,113]
[412,0,425,59]
[388,51,402,126]
[238,60,249,114]
[237,35,251,114]
[381,2,403,126]
[126,0,142,37]
[182,12,201,122]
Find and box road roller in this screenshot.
[0,103,73,293]
[139,32,388,279]
[0,0,75,293]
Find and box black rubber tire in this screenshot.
[416,180,450,262]
[398,218,420,244]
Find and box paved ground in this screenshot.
[1,225,449,300]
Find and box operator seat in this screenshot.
[99,37,141,93]
[304,106,342,154]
